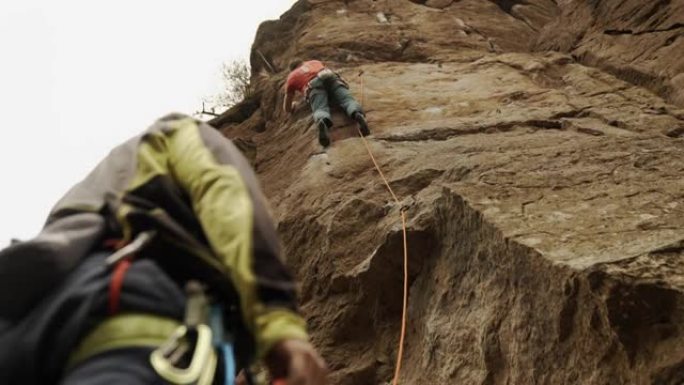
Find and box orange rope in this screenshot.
[395,210,409,385]
[358,133,400,205]
[357,73,409,385]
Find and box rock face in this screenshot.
[536,0,684,108]
[212,1,684,384]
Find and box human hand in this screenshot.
[235,369,248,385]
[265,339,327,385]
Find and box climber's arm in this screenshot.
[284,88,295,114]
[164,117,309,361]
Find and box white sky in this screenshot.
[0,0,296,245]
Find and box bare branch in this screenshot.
[197,59,252,115]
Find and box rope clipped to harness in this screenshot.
[357,73,410,385]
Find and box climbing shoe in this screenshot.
[353,112,370,137]
[318,118,332,148]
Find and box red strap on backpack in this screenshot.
[108,258,132,315]
[103,237,132,315]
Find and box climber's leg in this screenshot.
[329,80,370,136]
[308,78,332,125]
[329,79,362,117]
[308,78,333,147]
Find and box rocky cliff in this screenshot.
[212,1,684,384]
[536,0,684,108]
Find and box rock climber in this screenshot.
[0,113,328,385]
[283,59,370,147]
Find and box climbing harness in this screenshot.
[101,231,238,385]
[150,281,237,385]
[305,67,349,101]
[357,73,410,385]
[316,68,337,81]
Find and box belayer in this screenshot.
[0,114,328,385]
[283,59,371,147]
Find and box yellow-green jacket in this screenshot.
[0,113,308,361]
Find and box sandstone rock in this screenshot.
[375,12,389,24]
[212,0,684,383]
[425,0,453,10]
[536,0,684,107]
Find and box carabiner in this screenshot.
[150,324,216,385]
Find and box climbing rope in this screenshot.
[357,73,409,385]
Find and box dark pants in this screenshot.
[60,348,164,385]
[308,76,362,124]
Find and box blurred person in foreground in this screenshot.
[0,113,327,385]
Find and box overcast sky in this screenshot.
[0,0,295,245]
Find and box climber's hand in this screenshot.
[265,339,328,385]
[235,369,248,385]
